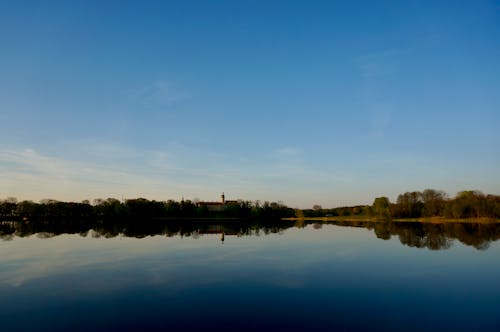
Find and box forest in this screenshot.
[0,197,295,221]
[302,189,500,219]
[0,189,499,223]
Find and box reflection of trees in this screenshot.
[443,223,495,250]
[374,223,391,240]
[1,219,499,251]
[0,222,16,240]
[311,220,499,251]
[395,225,452,250]
[313,223,323,230]
[373,222,497,250]
[0,219,297,241]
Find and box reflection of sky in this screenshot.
[0,225,372,286]
[1,225,500,331]
[1,225,500,288]
[0,232,225,288]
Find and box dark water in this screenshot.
[1,221,500,331]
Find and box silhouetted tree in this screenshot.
[393,191,423,218]
[421,189,447,217]
[372,197,391,219]
[445,191,486,218]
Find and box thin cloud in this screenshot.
[0,148,177,200]
[355,48,408,78]
[133,80,189,109]
[355,49,405,138]
[275,146,302,158]
[0,145,354,206]
[0,146,264,202]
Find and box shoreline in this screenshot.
[282,216,500,224]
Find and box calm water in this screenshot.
[1,222,500,331]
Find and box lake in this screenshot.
[1,221,500,331]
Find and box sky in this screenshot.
[0,0,499,208]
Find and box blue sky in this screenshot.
[1,0,499,208]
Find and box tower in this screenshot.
[221,192,225,204]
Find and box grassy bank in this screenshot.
[282,216,500,224]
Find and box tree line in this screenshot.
[303,189,500,219]
[0,197,295,222]
[1,189,499,223]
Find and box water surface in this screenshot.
[1,222,499,331]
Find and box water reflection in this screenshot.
[1,220,500,332]
[1,219,499,250]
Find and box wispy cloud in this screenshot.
[0,144,354,207]
[354,49,407,138]
[355,48,407,79]
[132,80,189,109]
[0,147,178,201]
[275,146,302,158]
[0,145,270,202]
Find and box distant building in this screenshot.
[196,193,237,212]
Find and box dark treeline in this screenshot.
[1,189,499,223]
[1,218,499,251]
[0,197,295,222]
[303,189,500,219]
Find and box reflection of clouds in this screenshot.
[1,231,295,291]
[0,234,212,288]
[0,225,368,292]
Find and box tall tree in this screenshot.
[421,189,447,217]
[373,197,391,220]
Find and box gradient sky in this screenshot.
[1,0,499,208]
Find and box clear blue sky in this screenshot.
[1,0,499,208]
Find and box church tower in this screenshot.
[221,192,225,204]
